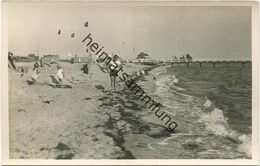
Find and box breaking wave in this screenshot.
[203,96,212,108]
[200,98,252,158]
[238,134,252,158]
[155,74,185,96]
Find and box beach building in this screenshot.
[135,52,156,65]
[13,53,40,62]
[136,52,149,59]
[71,55,89,63]
[28,54,40,61]
[40,55,60,67]
[135,57,156,65]
[127,59,135,63]
[171,56,179,62]
[186,54,193,62]
[178,54,193,63]
[179,55,186,62]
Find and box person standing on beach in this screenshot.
[31,63,40,85]
[108,55,123,91]
[56,64,65,85]
[81,63,89,74]
[109,61,118,91]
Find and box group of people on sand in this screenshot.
[31,61,64,85]
[30,54,145,91]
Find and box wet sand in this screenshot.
[9,62,166,159]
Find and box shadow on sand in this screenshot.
[26,80,34,85]
[50,75,60,84]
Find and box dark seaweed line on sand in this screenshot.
[96,65,170,159]
[96,90,146,159]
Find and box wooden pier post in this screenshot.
[213,62,216,68]
[242,62,245,67]
[227,62,230,67]
[186,62,189,67]
[199,63,202,67]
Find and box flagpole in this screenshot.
[133,46,135,58]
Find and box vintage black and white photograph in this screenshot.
[1,1,259,165]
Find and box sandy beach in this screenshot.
[9,61,252,159]
[9,62,160,159]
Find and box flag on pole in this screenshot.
[84,22,88,27]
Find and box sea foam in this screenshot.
[238,134,252,158]
[203,97,212,108]
[200,100,252,158]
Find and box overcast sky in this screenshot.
[6,4,251,60]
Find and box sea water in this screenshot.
[134,63,251,159]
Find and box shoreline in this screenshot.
[96,64,172,159]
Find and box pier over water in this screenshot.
[170,60,251,68]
